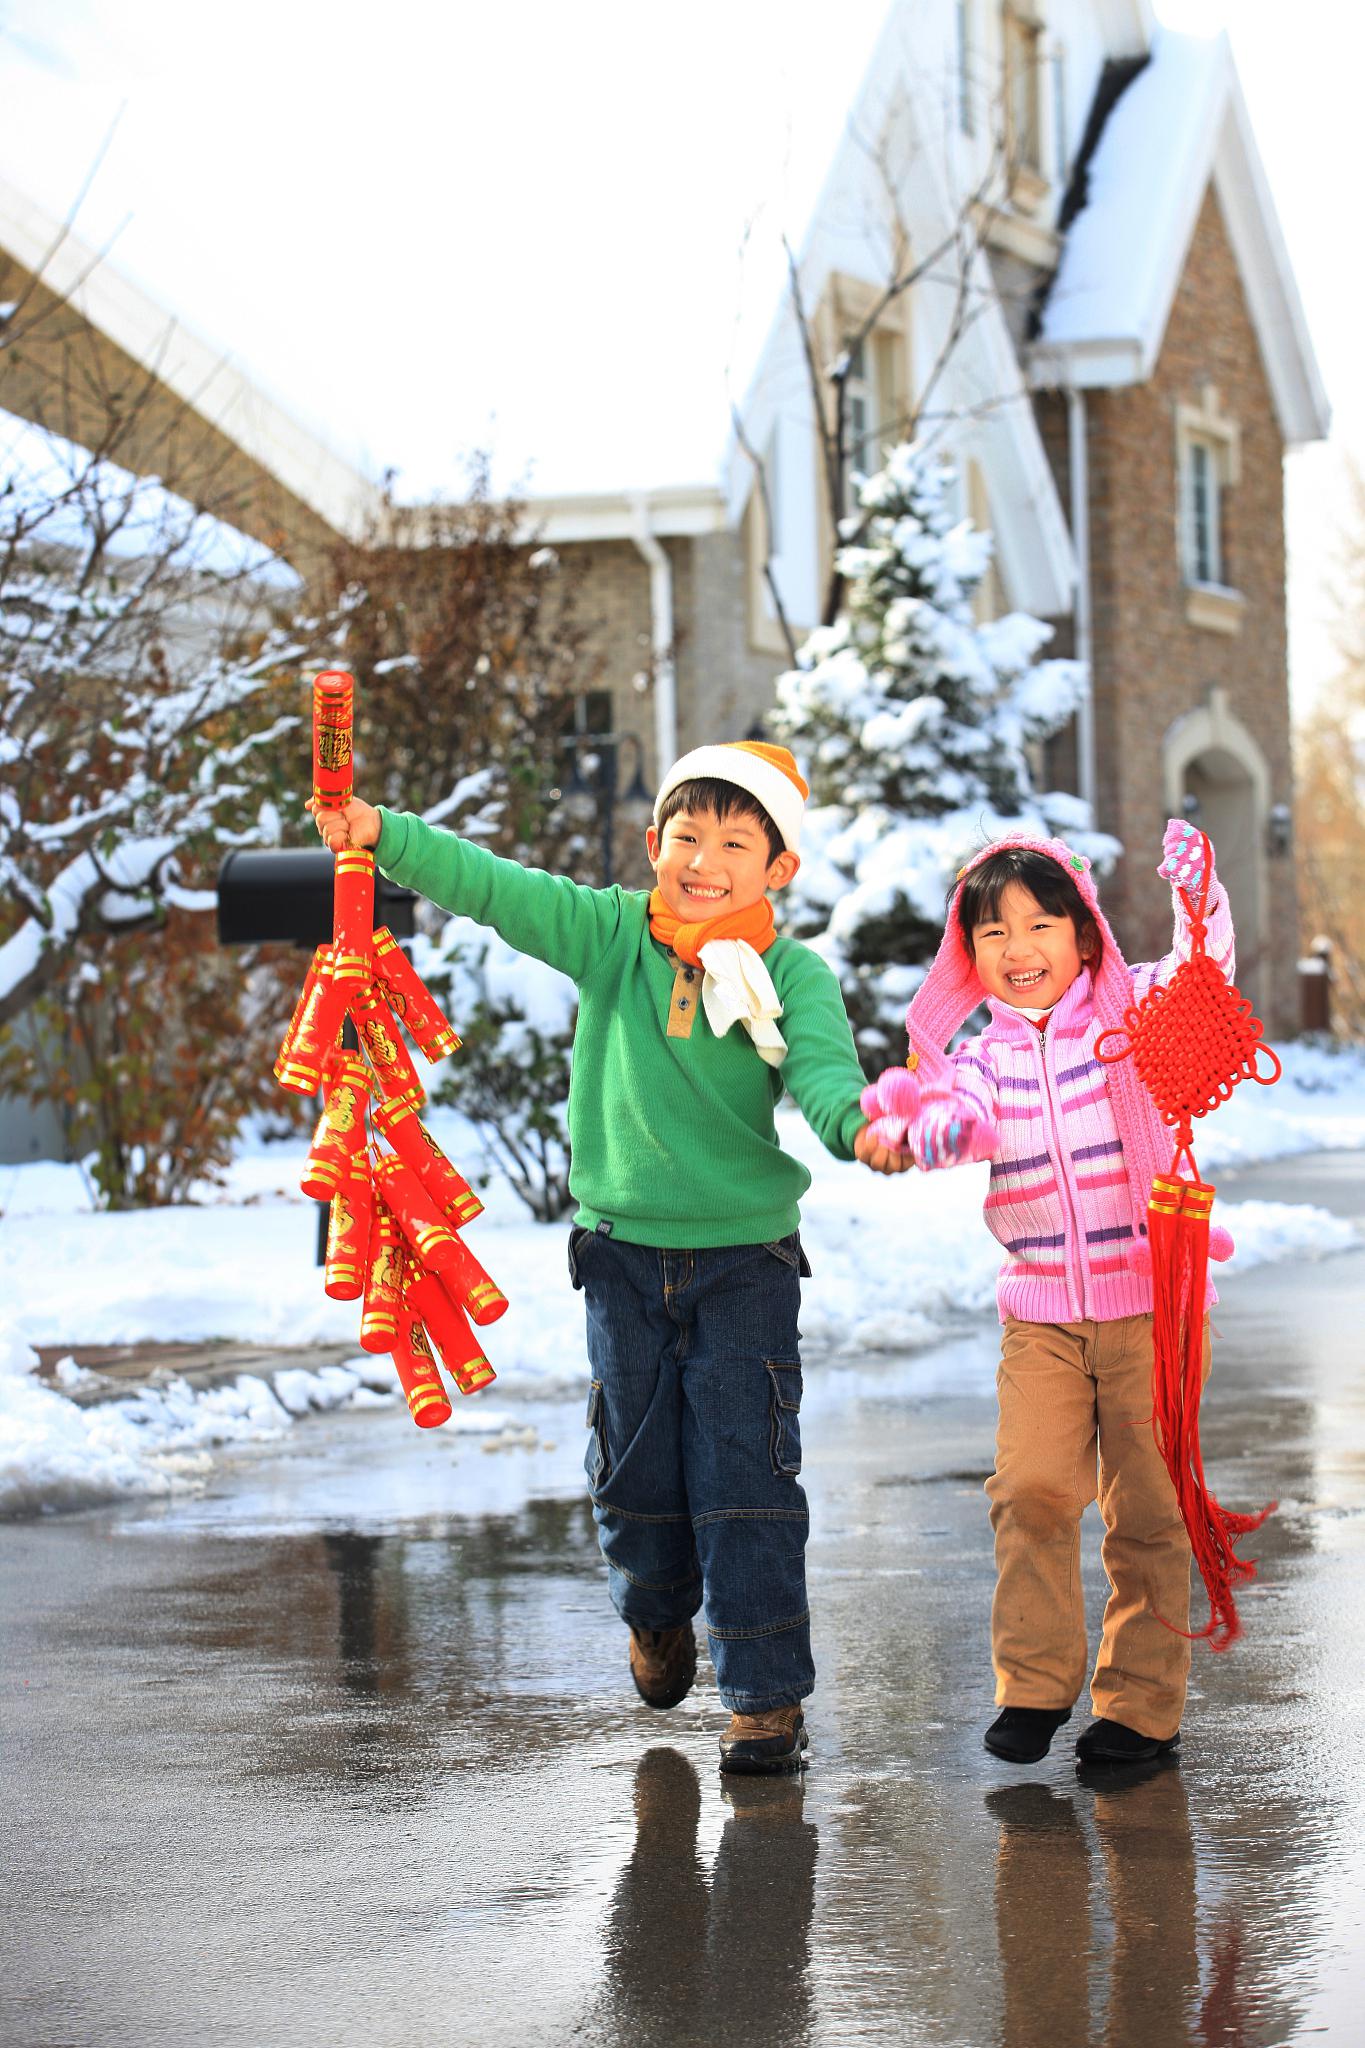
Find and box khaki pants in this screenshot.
[987,1313,1208,1742]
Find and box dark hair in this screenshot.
[955,847,1100,965]
[656,777,784,864]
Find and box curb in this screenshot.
[33,1340,358,1408]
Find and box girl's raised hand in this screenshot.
[306,794,382,854]
[1159,818,1205,895]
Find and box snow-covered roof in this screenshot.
[1030,30,1330,447]
[0,176,384,545]
[0,0,1075,604]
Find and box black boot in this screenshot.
[984,1706,1073,1763]
[1075,1718,1180,1765]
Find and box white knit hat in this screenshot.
[653,742,809,853]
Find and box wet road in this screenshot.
[4,1151,1364,2047]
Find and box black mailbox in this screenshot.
[216,849,417,947]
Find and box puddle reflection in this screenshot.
[991,1767,1200,2047]
[598,1748,819,2047]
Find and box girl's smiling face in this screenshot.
[970,881,1093,1008]
[646,807,798,920]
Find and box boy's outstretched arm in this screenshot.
[773,946,891,1169]
[308,797,622,983]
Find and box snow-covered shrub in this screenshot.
[770,442,1118,1066]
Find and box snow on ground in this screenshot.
[1,1038,1361,1518]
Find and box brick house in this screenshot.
[1,1,1327,1050]
[464,6,1329,1031]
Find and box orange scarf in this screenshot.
[647,890,776,966]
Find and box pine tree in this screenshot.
[769,442,1116,1066]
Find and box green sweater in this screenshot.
[375,809,869,1249]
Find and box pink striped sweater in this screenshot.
[907,881,1235,1325]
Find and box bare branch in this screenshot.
[729,403,800,668]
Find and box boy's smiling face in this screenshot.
[646,806,799,920]
[970,881,1093,1008]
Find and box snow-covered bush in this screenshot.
[421,922,577,1223]
[0,405,313,1203]
[770,442,1118,1065]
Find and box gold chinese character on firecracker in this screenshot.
[324,1085,360,1136]
[316,723,352,772]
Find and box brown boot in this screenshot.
[628,1624,697,1710]
[718,1705,809,1775]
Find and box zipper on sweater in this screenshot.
[1030,1026,1088,1321]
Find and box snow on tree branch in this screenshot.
[0,409,303,1026]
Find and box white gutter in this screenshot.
[629,494,677,771]
[1067,386,1097,817]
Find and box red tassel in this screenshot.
[1148,1171,1273,1649]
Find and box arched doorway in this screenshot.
[1163,690,1270,1014]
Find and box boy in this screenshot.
[311,740,900,1775]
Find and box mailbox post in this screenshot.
[216,848,418,1259]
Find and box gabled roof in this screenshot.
[1029,30,1330,448]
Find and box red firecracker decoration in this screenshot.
[301,1052,371,1201]
[349,981,425,1108]
[333,848,376,954]
[405,1267,497,1396]
[323,1183,368,1302]
[312,670,354,808]
[1096,831,1281,1647]
[392,1319,454,1428]
[271,669,510,1427]
[373,927,461,1060]
[370,1096,484,1225]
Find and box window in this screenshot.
[564,689,612,738]
[1176,386,1240,588]
[1185,438,1221,586]
[1003,4,1043,176]
[553,689,613,793]
[956,0,975,136]
[1176,387,1243,633]
[845,340,875,514]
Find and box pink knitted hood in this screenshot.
[904,834,1171,1258]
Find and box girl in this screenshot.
[862,822,1235,1767]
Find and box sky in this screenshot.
[0,0,1357,712]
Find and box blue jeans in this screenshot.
[568,1226,814,1714]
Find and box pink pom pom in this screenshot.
[1209,1225,1234,1263]
[1127,1240,1153,1278]
[860,1081,883,1118]
[878,1067,922,1119]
